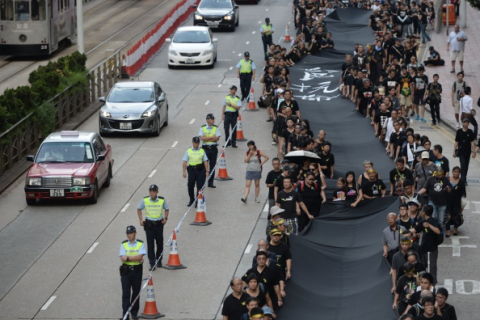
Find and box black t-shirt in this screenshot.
[281,128,294,144]
[414,216,440,253]
[296,181,322,215]
[274,174,287,199]
[361,178,386,197]
[455,128,475,155]
[221,292,250,319]
[268,241,292,275]
[414,74,429,95]
[395,274,418,303]
[318,152,335,177]
[433,156,449,174]
[266,169,281,200]
[353,53,367,69]
[390,167,414,196]
[382,76,400,92]
[438,303,457,320]
[241,266,279,297]
[277,189,302,219]
[358,86,373,107]
[415,314,443,320]
[375,110,391,135]
[389,45,405,62]
[390,131,407,152]
[423,176,452,206]
[279,99,300,114]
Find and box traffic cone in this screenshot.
[236,114,247,141]
[140,278,165,319]
[164,230,187,270]
[248,88,258,111]
[190,191,212,226]
[215,150,233,180]
[284,22,291,42]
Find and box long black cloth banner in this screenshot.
[277,8,398,320]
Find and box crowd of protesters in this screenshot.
[221,1,480,319]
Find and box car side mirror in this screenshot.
[212,38,218,42]
[234,5,238,9]
[97,155,106,162]
[26,155,34,162]
[165,38,171,43]
[99,97,105,102]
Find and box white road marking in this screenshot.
[189,119,196,124]
[464,201,470,210]
[439,236,477,257]
[121,203,130,212]
[258,21,261,23]
[238,53,242,56]
[471,201,480,214]
[229,67,233,70]
[148,169,157,178]
[266,8,269,11]
[252,31,256,34]
[171,141,178,148]
[245,244,253,254]
[41,296,57,310]
[205,100,210,105]
[218,84,222,88]
[87,242,99,253]
[246,41,250,45]
[263,203,269,212]
[232,51,235,53]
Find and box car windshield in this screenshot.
[107,87,154,103]
[173,30,210,43]
[199,0,232,9]
[36,142,94,163]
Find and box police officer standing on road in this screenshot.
[260,17,275,55]
[183,136,209,206]
[137,184,169,271]
[236,52,256,101]
[119,225,145,320]
[199,113,221,188]
[222,86,242,148]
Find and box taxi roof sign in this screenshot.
[60,131,80,136]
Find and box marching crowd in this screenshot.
[221,0,480,320]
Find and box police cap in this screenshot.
[265,17,270,22]
[206,113,215,119]
[244,51,250,57]
[126,225,136,233]
[192,136,201,143]
[149,184,159,191]
[230,85,238,90]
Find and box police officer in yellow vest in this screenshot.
[199,113,221,188]
[183,136,209,206]
[236,52,256,102]
[260,17,275,56]
[119,225,146,320]
[137,184,169,271]
[222,86,242,148]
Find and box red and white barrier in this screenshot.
[125,0,199,76]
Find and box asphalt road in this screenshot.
[0,0,479,319]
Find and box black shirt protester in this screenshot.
[423,176,451,206]
[221,292,249,320]
[361,178,386,197]
[276,189,302,220]
[390,167,414,196]
[266,169,281,202]
[268,241,292,276]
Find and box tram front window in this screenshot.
[31,0,45,20]
[0,0,15,20]
[15,0,29,21]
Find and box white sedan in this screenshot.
[166,26,218,69]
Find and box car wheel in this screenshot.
[236,16,239,27]
[103,165,112,188]
[88,181,98,204]
[99,129,109,137]
[26,198,37,205]
[230,23,236,32]
[153,116,161,136]
[163,107,169,127]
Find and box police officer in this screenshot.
[236,52,256,101]
[260,17,275,54]
[119,225,145,320]
[183,136,209,206]
[222,86,242,148]
[199,113,221,188]
[137,184,168,271]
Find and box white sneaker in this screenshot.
[456,122,460,128]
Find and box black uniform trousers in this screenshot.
[262,35,273,55]
[458,153,471,183]
[203,146,218,185]
[144,220,164,266]
[187,166,206,203]
[240,73,253,100]
[224,112,238,147]
[121,265,142,318]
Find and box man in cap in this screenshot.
[269,228,292,283]
[260,17,274,54]
[119,226,146,320]
[183,137,209,206]
[137,185,169,271]
[249,307,265,320]
[424,46,444,66]
[199,113,221,188]
[273,218,290,247]
[236,52,256,101]
[222,86,242,148]
[266,206,285,239]
[262,307,274,320]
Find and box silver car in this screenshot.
[98,81,168,136]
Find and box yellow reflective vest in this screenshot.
[122,240,143,265]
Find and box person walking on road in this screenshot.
[221,278,249,320]
[447,25,468,74]
[242,140,269,204]
[451,72,466,128]
[119,226,145,320]
[183,136,209,206]
[199,113,221,188]
[136,184,168,271]
[222,86,242,148]
[260,18,274,55]
[453,118,476,185]
[459,87,478,138]
[237,52,256,102]
[425,73,442,126]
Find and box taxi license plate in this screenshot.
[185,58,195,64]
[120,122,132,130]
[50,189,65,197]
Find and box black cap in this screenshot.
[244,51,250,57]
[206,113,215,119]
[230,85,237,90]
[418,65,425,71]
[126,225,136,233]
[149,184,159,191]
[429,46,434,51]
[283,164,294,172]
[192,136,200,143]
[265,17,270,22]
[281,159,290,164]
[462,117,470,123]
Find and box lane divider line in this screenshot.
[148,169,157,178]
[41,296,56,311]
[172,141,178,148]
[205,100,210,105]
[245,244,253,254]
[189,118,196,124]
[252,31,256,34]
[87,242,99,254]
[263,203,269,212]
[246,41,250,45]
[218,84,222,88]
[229,67,233,70]
[238,53,242,56]
[121,203,130,212]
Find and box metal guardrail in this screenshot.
[0,51,123,176]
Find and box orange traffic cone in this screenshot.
[215,151,233,180]
[164,230,187,270]
[284,22,291,42]
[248,88,258,111]
[140,278,165,319]
[236,114,247,141]
[190,191,212,226]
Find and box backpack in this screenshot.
[401,80,411,96]
[454,81,466,100]
[436,230,444,245]
[297,180,319,192]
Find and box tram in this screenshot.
[0,0,76,56]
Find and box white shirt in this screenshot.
[460,95,473,114]
[448,30,468,51]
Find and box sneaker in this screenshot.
[255,198,261,203]
[271,140,276,145]
[241,198,247,203]
[421,118,426,122]
[456,122,460,128]
[415,115,420,120]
